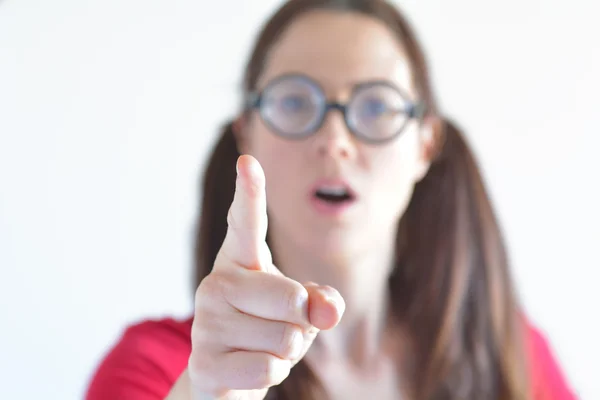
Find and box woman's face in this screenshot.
[237,10,434,261]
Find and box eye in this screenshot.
[278,95,311,113]
[360,98,388,118]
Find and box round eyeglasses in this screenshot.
[245,74,425,144]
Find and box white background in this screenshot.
[0,0,597,398]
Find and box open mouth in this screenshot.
[314,185,355,204]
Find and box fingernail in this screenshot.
[322,287,344,313]
[236,157,240,175]
[248,157,261,179]
[324,292,338,307]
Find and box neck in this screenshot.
[269,228,397,369]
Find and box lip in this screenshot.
[308,178,358,216]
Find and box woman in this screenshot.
[86,0,576,399]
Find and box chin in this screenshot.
[302,225,366,259]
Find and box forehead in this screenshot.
[258,10,416,97]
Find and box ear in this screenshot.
[414,115,443,182]
[232,114,249,155]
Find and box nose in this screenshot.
[311,109,357,160]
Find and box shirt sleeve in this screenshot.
[527,323,579,400]
[85,319,191,400]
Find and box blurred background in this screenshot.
[0,0,597,398]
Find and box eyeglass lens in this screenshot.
[256,75,414,143]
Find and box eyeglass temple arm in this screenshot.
[408,102,427,119]
[245,92,261,110]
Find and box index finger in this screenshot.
[218,154,268,270]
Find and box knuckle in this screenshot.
[195,275,219,309]
[190,311,219,349]
[225,208,255,255]
[226,206,238,232]
[188,350,208,375]
[226,205,255,237]
[190,306,223,356]
[195,273,233,311]
[277,323,302,360]
[255,355,290,388]
[188,352,218,393]
[244,176,263,198]
[282,281,308,318]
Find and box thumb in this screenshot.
[218,155,269,271]
[305,283,345,331]
[291,283,345,367]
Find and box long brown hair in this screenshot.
[193,1,529,399]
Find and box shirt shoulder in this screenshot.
[85,316,193,400]
[524,320,579,400]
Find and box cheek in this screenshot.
[245,118,293,173]
[369,128,422,214]
[245,125,304,210]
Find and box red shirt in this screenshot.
[85,317,578,399]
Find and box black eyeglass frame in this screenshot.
[244,73,427,145]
